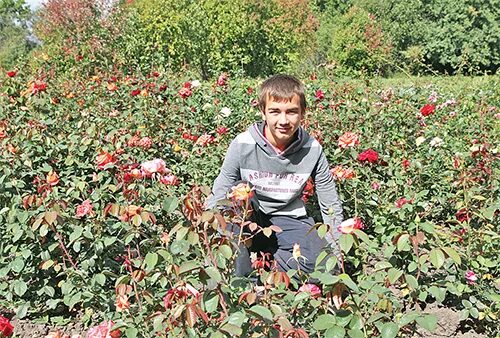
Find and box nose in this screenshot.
[278,112,289,125]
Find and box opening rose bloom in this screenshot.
[0,315,14,337]
[160,174,179,186]
[358,149,379,163]
[338,131,360,148]
[338,217,364,234]
[227,183,254,202]
[140,158,169,177]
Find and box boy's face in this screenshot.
[262,94,303,149]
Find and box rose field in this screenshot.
[0,66,499,338]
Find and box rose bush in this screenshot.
[0,66,498,337]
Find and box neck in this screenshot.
[263,124,290,152]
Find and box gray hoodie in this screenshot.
[207,121,343,242]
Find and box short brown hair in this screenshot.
[258,74,306,113]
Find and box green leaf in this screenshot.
[205,266,222,283]
[339,234,354,253]
[339,274,359,292]
[219,323,242,336]
[11,257,25,273]
[405,274,418,289]
[380,322,399,338]
[16,302,29,319]
[347,328,364,338]
[125,327,138,338]
[353,229,371,245]
[204,293,219,313]
[325,326,346,338]
[144,252,158,272]
[227,311,246,327]
[12,280,27,296]
[442,247,461,265]
[387,268,403,284]
[179,261,199,275]
[163,197,179,213]
[312,314,336,330]
[248,305,273,322]
[416,314,437,332]
[94,273,106,286]
[396,234,411,251]
[429,248,445,269]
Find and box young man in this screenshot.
[206,74,343,277]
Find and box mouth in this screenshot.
[277,127,291,133]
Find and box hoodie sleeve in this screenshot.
[312,148,343,247]
[206,138,242,209]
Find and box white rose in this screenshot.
[191,80,201,88]
[430,137,444,147]
[416,136,426,146]
[220,107,231,117]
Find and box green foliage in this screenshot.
[317,5,392,75]
[0,61,499,336]
[0,0,33,69]
[130,0,317,78]
[351,0,499,74]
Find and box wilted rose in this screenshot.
[115,295,130,312]
[337,132,360,148]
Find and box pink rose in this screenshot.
[160,174,179,186]
[298,283,321,297]
[76,200,94,218]
[86,320,120,338]
[465,270,478,284]
[140,159,168,177]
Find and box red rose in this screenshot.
[420,104,435,117]
[315,89,325,101]
[402,159,410,169]
[358,149,379,163]
[0,315,14,337]
[130,89,140,97]
[6,71,16,78]
[455,208,470,223]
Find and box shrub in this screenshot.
[318,6,392,76]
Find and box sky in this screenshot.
[26,0,44,10]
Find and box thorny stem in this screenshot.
[49,223,78,270]
[201,226,229,318]
[127,246,143,312]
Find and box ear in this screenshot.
[261,109,266,121]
